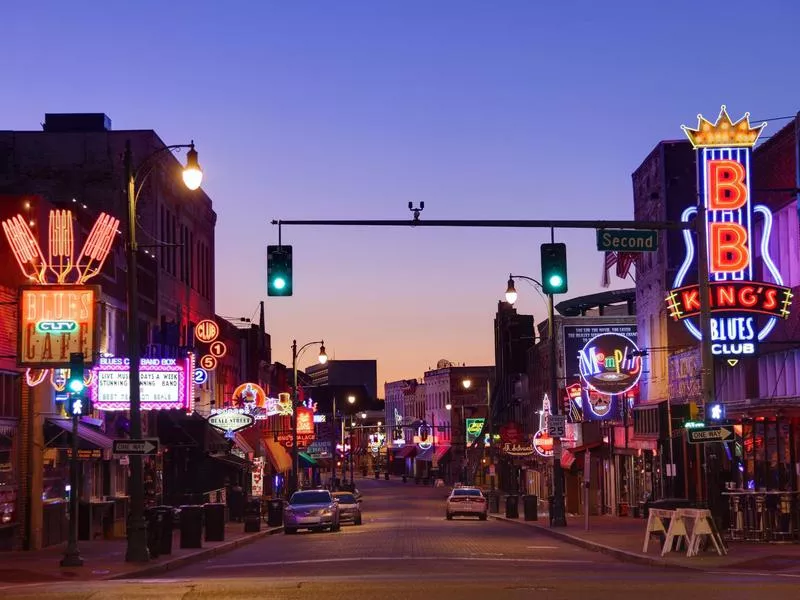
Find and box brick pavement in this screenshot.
[490,511,800,572]
[0,521,282,584]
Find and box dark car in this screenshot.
[332,492,362,525]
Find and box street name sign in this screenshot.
[548,415,566,438]
[596,229,658,252]
[112,439,159,455]
[687,425,734,444]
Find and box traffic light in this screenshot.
[67,352,86,415]
[267,245,293,296]
[540,242,568,295]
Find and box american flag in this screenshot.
[602,251,637,287]
[601,251,618,287]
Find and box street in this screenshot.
[3,478,800,599]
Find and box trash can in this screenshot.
[204,503,226,542]
[267,498,283,527]
[505,495,519,519]
[384,472,389,481]
[374,471,380,480]
[153,506,175,555]
[244,498,261,533]
[179,505,203,548]
[487,492,500,514]
[145,507,163,558]
[523,495,538,521]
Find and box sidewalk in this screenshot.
[490,512,800,573]
[0,521,282,584]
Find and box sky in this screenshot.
[4,0,800,391]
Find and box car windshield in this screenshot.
[453,489,482,497]
[334,493,356,504]
[290,491,331,505]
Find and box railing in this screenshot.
[723,490,800,543]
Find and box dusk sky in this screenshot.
[5,1,800,390]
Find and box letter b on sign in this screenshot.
[709,160,746,210]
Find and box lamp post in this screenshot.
[124,139,203,563]
[505,274,567,527]
[347,395,356,482]
[291,339,327,494]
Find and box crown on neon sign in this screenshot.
[681,105,766,149]
[2,209,119,284]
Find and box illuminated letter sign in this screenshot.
[668,106,793,361]
[578,332,642,397]
[92,355,194,412]
[18,286,99,368]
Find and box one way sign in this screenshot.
[113,439,159,455]
[686,425,734,444]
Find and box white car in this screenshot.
[446,487,488,520]
[284,489,341,534]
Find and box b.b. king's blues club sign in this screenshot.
[666,106,793,364]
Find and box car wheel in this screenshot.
[355,515,362,526]
[446,513,453,520]
[479,514,487,521]
[284,527,297,535]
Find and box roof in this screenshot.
[555,288,636,317]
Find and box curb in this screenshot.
[489,515,701,571]
[106,526,283,580]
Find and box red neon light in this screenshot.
[666,281,792,321]
[708,160,747,210]
[2,215,46,283]
[48,209,74,283]
[76,212,119,284]
[710,222,749,272]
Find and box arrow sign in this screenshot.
[687,425,734,444]
[113,439,159,455]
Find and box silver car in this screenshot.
[284,490,341,534]
[332,492,362,525]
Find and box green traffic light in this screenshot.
[549,274,563,288]
[68,379,85,394]
[273,276,286,290]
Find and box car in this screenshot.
[446,487,488,520]
[284,489,341,534]
[332,492,362,525]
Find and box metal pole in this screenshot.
[124,140,149,563]
[549,290,567,527]
[331,396,336,489]
[60,407,83,566]
[349,423,355,483]
[291,339,298,494]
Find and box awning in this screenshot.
[264,439,292,473]
[299,452,317,468]
[45,418,114,450]
[233,432,254,457]
[415,445,451,462]
[392,445,416,459]
[210,452,251,469]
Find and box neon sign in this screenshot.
[92,355,194,412]
[578,332,642,397]
[668,106,793,362]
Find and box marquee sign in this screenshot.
[465,418,485,446]
[92,355,194,411]
[667,106,793,363]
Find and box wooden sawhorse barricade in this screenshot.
[643,508,727,557]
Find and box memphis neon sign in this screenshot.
[667,106,793,361]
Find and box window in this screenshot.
[0,373,20,419]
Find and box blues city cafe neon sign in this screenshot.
[667,106,793,362]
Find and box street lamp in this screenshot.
[462,379,472,390]
[291,339,327,493]
[123,139,203,563]
[360,412,367,419]
[347,395,356,405]
[505,273,567,527]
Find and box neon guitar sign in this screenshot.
[667,106,793,364]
